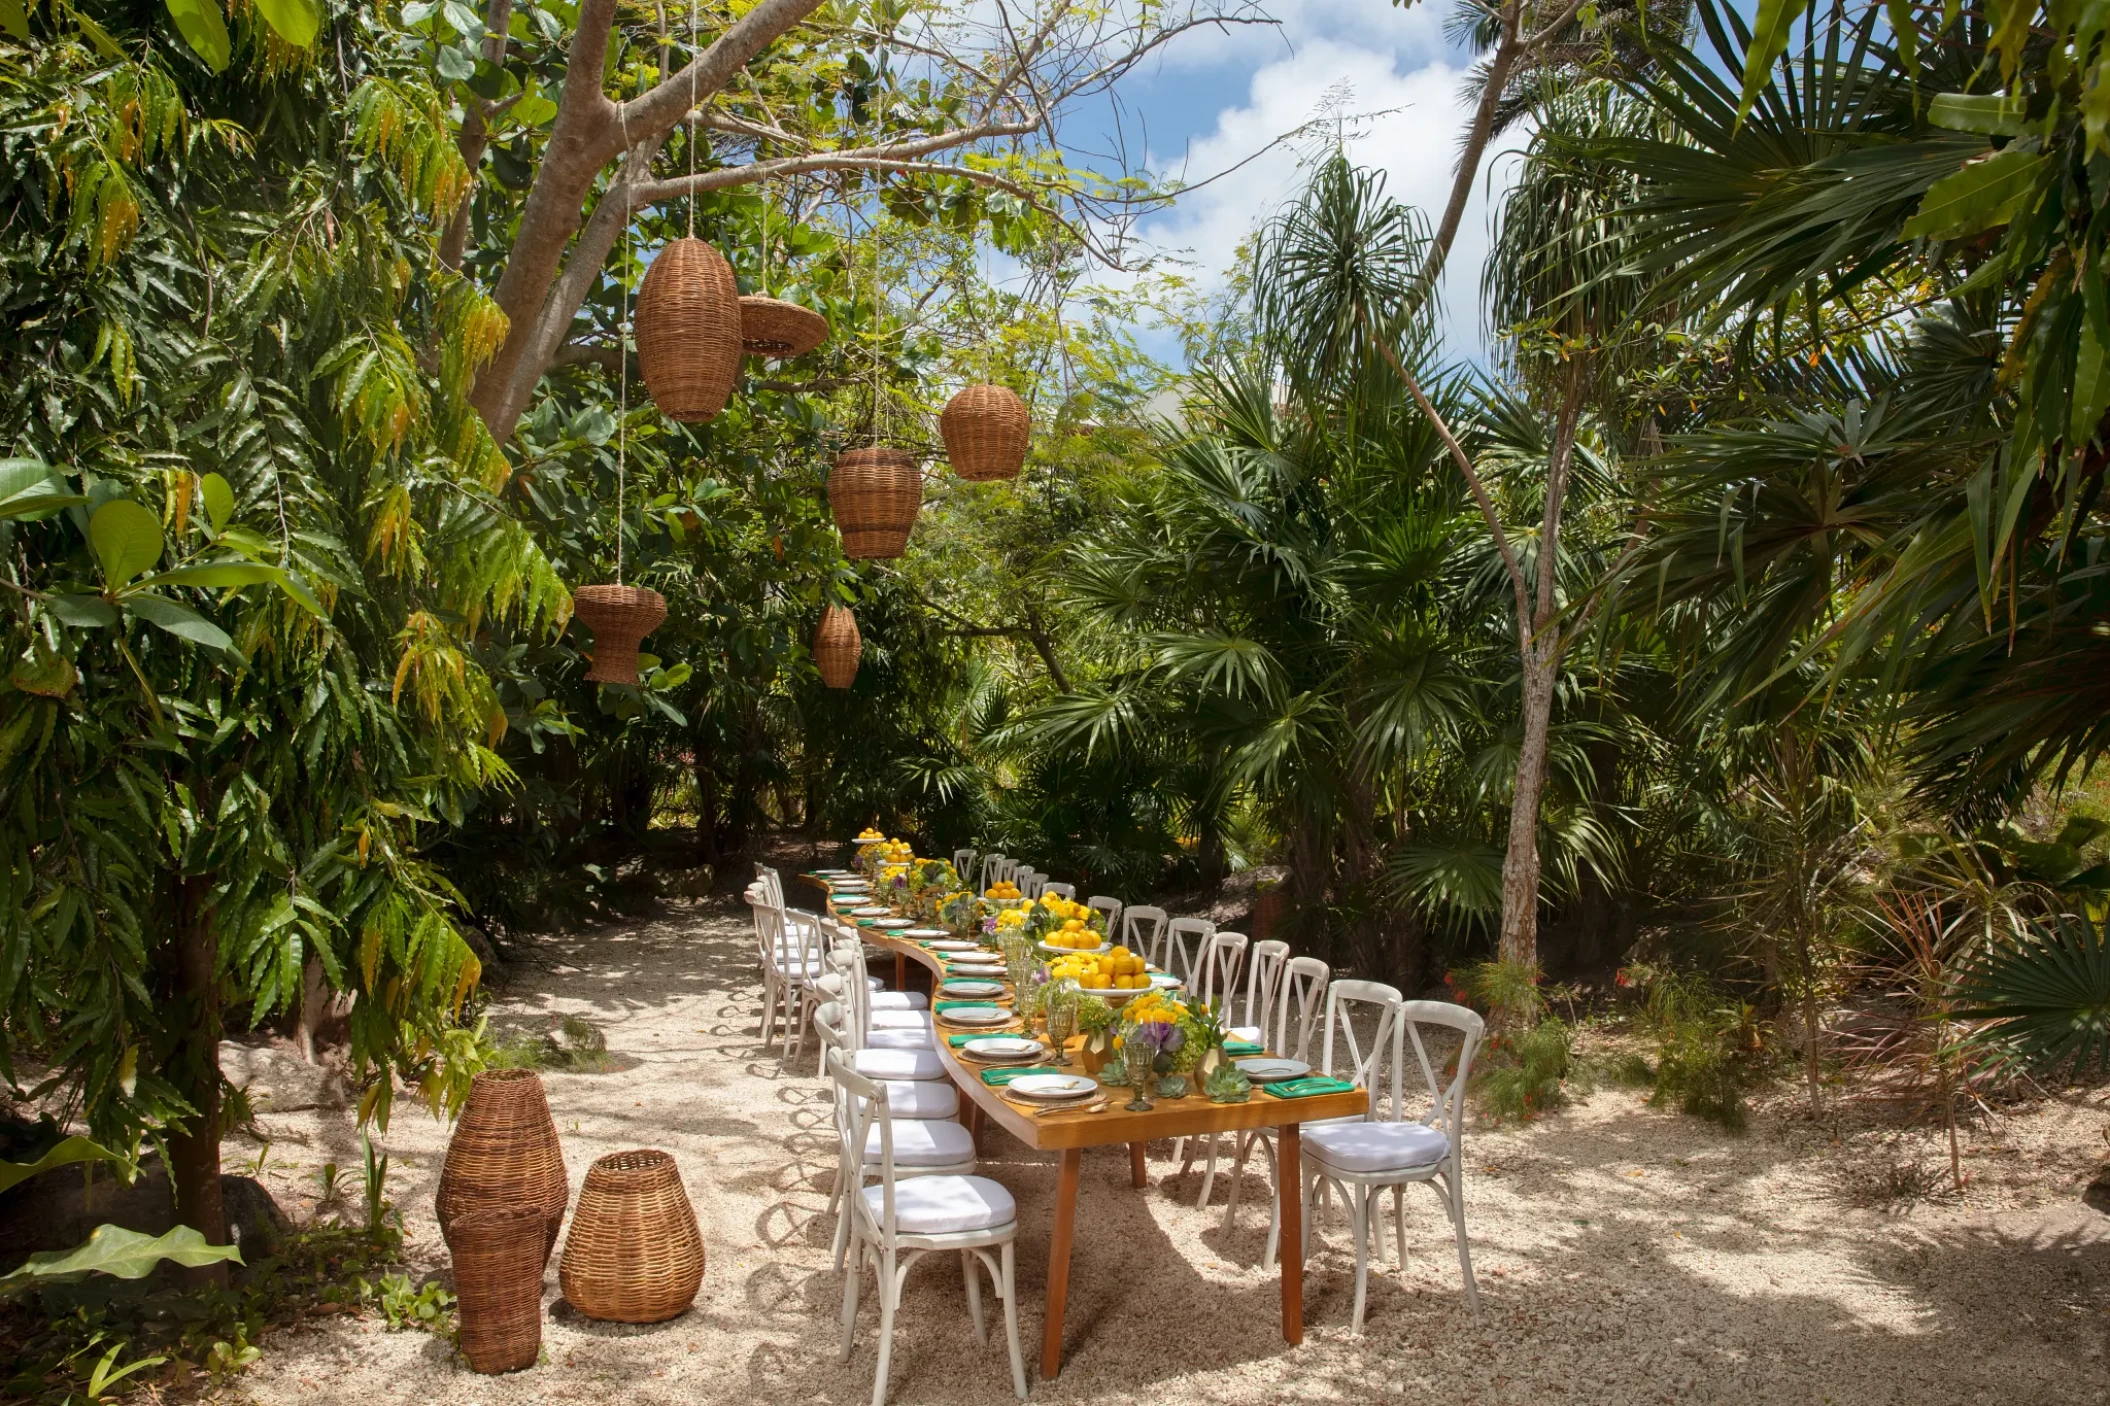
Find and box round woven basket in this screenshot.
[739,296,830,359]
[452,1204,546,1374]
[828,448,921,560]
[635,237,742,422]
[437,1069,569,1263]
[814,605,861,690]
[559,1149,705,1323]
[941,384,1031,481]
[572,584,668,686]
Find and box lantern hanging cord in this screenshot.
[617,102,634,586]
[687,0,699,240]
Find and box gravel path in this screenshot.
[225,899,2110,1405]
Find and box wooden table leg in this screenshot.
[895,951,907,991]
[1279,1122,1303,1345]
[1041,1147,1082,1380]
[1128,1141,1147,1188]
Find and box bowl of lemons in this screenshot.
[1044,945,1159,1000]
[1036,919,1111,957]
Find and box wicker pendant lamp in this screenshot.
[573,584,667,684]
[814,605,860,689]
[941,384,1031,481]
[560,1149,706,1323]
[635,237,742,422]
[739,296,830,359]
[829,447,921,559]
[437,1068,570,1262]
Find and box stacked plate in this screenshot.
[939,1004,1012,1027]
[1004,1072,1099,1107]
[851,906,891,917]
[1235,1057,1311,1084]
[941,978,1006,998]
[904,927,948,939]
[960,1036,1044,1065]
[874,918,914,929]
[927,939,981,953]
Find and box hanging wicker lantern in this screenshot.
[572,584,667,686]
[814,605,861,689]
[437,1068,570,1263]
[559,1149,706,1323]
[739,296,830,359]
[634,237,741,422]
[828,447,921,559]
[941,384,1031,482]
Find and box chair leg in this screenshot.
[1392,1183,1408,1268]
[760,973,779,1044]
[840,1242,862,1362]
[999,1242,1027,1401]
[1449,1172,1480,1312]
[871,1249,900,1406]
[1350,1185,1371,1334]
[1195,1137,1221,1208]
[830,1178,852,1272]
[962,1250,987,1344]
[1221,1132,1247,1234]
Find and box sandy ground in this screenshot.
[219,898,2110,1406]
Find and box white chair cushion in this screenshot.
[862,1117,975,1167]
[875,1079,959,1119]
[865,1028,935,1051]
[860,1174,1016,1236]
[869,1010,934,1030]
[851,1048,945,1081]
[873,992,929,1011]
[1304,1120,1450,1173]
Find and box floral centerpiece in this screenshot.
[938,888,983,938]
[907,858,958,921]
[1024,893,1105,948]
[1075,993,1116,1075]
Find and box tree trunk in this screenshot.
[693,744,720,863]
[166,875,229,1283]
[1497,654,1557,975]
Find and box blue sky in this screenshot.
[1066,0,1519,367]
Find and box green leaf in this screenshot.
[440,0,481,37]
[199,472,234,534]
[511,80,557,127]
[9,640,76,697]
[164,0,230,71]
[0,0,29,43]
[0,1136,131,1196]
[1953,912,2110,1074]
[1737,0,1810,126]
[436,42,475,81]
[252,0,318,46]
[2073,280,2110,446]
[1927,92,2028,136]
[88,500,164,585]
[1885,0,1916,68]
[0,459,83,520]
[0,1224,241,1296]
[45,593,118,628]
[124,593,233,650]
[1901,149,2050,241]
[136,561,283,590]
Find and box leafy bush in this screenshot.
[1478,1017,1574,1122]
[1627,965,1768,1131]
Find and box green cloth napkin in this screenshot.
[1223,1039,1266,1056]
[948,1030,1019,1047]
[1260,1075,1358,1100]
[855,918,876,927]
[979,1064,1058,1086]
[935,999,1005,1013]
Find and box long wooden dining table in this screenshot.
[802,875,1369,1379]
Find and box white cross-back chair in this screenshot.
[831,934,951,1087]
[1119,905,1166,964]
[952,848,977,881]
[1175,931,1250,1183]
[991,857,1018,888]
[1160,916,1215,986]
[831,1052,1027,1406]
[1039,880,1075,900]
[1017,869,1045,900]
[1220,954,1332,1259]
[1299,994,1482,1331]
[755,863,785,908]
[746,889,795,1047]
[1087,895,1122,931]
[806,919,930,1075]
[1191,938,1287,1205]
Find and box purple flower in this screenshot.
[982,916,998,934]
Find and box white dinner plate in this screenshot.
[1235,1058,1311,1083]
[927,940,980,952]
[963,1037,1043,1061]
[1149,972,1183,989]
[941,979,1005,997]
[851,905,892,917]
[1006,1073,1100,1102]
[940,1005,1012,1027]
[905,927,949,938]
[1037,939,1111,956]
[874,918,914,929]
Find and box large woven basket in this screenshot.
[559,1149,705,1323]
[437,1068,570,1263]
[635,237,741,422]
[828,448,921,559]
[814,605,861,690]
[941,384,1031,481]
[739,296,830,359]
[452,1204,546,1374]
[572,584,667,686]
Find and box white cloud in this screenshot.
[1115,34,1522,364]
[1144,0,1453,74]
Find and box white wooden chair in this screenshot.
[977,853,1005,890]
[1298,993,1482,1331]
[746,888,793,1047]
[1220,954,1331,1259]
[1119,905,1166,963]
[832,936,952,1087]
[990,857,1018,889]
[952,848,977,882]
[1176,930,1250,1184]
[1017,869,1045,900]
[1087,895,1122,932]
[1192,938,1288,1205]
[1161,916,1215,986]
[1039,880,1075,900]
[755,862,786,907]
[832,1053,1028,1406]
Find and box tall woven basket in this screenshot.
[559,1149,705,1323]
[941,384,1031,481]
[572,584,667,686]
[828,448,921,559]
[452,1204,546,1374]
[437,1068,570,1263]
[635,237,742,422]
[739,296,830,359]
[814,605,861,690]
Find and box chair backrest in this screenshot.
[1040,881,1075,900]
[828,934,875,1047]
[1241,939,1291,1035]
[1318,978,1405,1120]
[992,857,1018,887]
[1120,905,1167,964]
[953,848,977,881]
[826,1049,902,1244]
[783,907,826,981]
[1275,955,1331,1061]
[754,862,784,907]
[1395,1001,1484,1145]
[978,853,1004,890]
[1162,917,1215,985]
[749,895,785,969]
[1087,895,1122,932]
[1194,930,1249,1013]
[1018,870,1045,900]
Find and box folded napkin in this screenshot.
[854,918,876,927]
[1223,1039,1266,1056]
[949,1030,1019,1047]
[1260,1075,1358,1100]
[979,1064,1059,1086]
[935,999,1006,1013]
